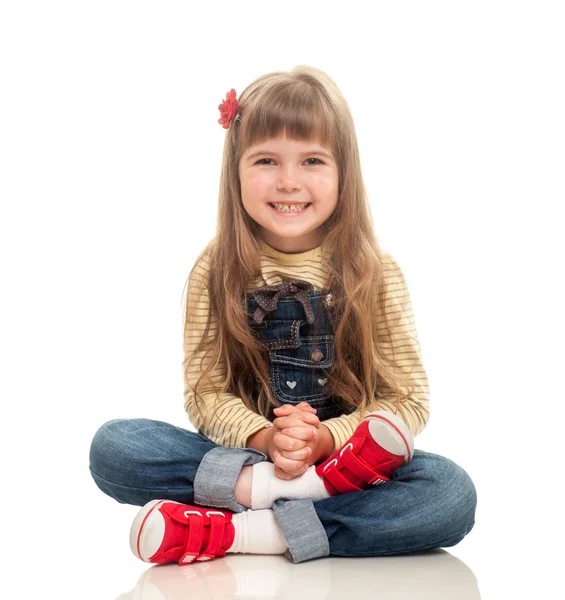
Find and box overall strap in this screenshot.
[249,280,315,325]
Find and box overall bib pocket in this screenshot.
[254,318,335,405]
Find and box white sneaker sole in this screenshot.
[363,410,414,462]
[130,499,183,562]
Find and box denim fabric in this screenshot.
[247,288,355,423]
[89,284,477,563]
[193,446,267,513]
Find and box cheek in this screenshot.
[242,172,270,198]
[316,173,339,199]
[330,172,340,204]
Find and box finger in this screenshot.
[274,402,315,411]
[280,426,318,442]
[273,431,309,452]
[273,404,295,412]
[292,412,321,427]
[273,405,301,416]
[273,465,294,480]
[291,410,320,424]
[272,417,317,432]
[278,446,312,461]
[273,414,320,430]
[273,403,317,414]
[272,449,308,475]
[274,464,308,480]
[296,402,317,413]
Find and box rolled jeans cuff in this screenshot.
[193,446,268,513]
[272,498,330,564]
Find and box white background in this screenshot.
[1,1,563,598]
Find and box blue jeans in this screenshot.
[89,418,477,564]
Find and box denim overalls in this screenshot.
[246,280,355,424]
[89,281,477,564]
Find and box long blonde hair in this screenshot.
[183,65,416,428]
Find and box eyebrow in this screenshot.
[245,149,333,161]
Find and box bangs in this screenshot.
[239,84,335,152]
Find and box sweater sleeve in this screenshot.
[322,253,430,449]
[182,249,273,449]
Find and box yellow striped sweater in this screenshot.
[183,238,430,450]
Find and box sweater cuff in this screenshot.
[321,415,359,450]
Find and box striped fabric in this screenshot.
[183,239,430,450]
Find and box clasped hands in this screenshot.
[266,402,334,480]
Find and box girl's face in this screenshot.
[238,133,339,253]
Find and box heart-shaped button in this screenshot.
[318,378,327,386]
[286,381,297,389]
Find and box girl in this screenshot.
[89,65,477,566]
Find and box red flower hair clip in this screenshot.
[218,88,241,129]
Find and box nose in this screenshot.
[276,166,302,192]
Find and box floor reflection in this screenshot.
[116,549,480,599]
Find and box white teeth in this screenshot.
[271,203,308,212]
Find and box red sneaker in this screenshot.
[315,410,414,495]
[129,500,235,565]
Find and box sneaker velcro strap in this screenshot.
[197,512,228,561]
[325,463,365,494]
[340,447,390,484]
[180,513,204,564]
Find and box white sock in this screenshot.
[227,509,288,554]
[250,462,331,510]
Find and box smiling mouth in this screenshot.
[268,202,312,213]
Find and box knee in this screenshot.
[403,453,477,542]
[89,418,150,480]
[425,454,477,539]
[89,419,122,476]
[437,455,476,509]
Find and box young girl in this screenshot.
[89,65,477,566]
